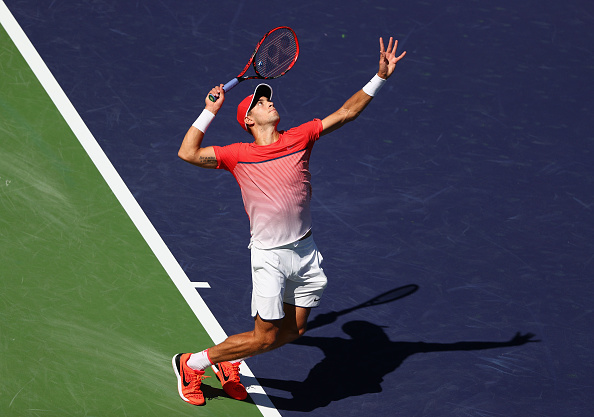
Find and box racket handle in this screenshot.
[208,78,240,102]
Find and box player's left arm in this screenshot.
[320,37,406,137]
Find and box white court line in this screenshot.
[194,282,211,289]
[0,3,280,416]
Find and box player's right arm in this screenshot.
[178,84,225,169]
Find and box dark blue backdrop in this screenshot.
[7,1,593,415]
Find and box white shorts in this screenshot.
[250,234,328,321]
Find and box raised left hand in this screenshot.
[378,37,406,79]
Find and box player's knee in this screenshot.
[294,324,307,339]
[253,331,279,352]
[298,325,308,338]
[285,325,306,344]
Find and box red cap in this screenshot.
[236,83,273,132]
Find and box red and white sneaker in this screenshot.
[212,361,248,400]
[172,353,209,406]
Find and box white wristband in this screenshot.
[192,109,215,133]
[362,74,387,97]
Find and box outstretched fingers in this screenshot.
[378,36,406,78]
[380,37,406,62]
[385,37,395,56]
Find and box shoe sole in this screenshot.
[172,354,187,402]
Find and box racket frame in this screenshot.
[208,26,299,102]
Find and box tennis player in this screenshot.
[173,37,406,406]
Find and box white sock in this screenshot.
[186,349,212,371]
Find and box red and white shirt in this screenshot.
[213,119,323,249]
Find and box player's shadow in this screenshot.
[254,322,538,412]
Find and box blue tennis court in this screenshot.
[2,1,593,416]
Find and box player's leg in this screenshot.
[266,303,311,349]
[175,314,282,403]
[207,313,284,362]
[276,235,327,348]
[200,303,310,363]
[207,315,282,401]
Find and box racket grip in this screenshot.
[223,78,240,91]
[208,78,240,102]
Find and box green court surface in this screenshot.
[0,22,263,417]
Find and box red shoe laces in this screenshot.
[194,373,210,384]
[228,363,241,382]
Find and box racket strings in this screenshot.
[255,29,297,78]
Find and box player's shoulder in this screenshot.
[283,118,323,137]
[214,140,251,160]
[217,140,251,151]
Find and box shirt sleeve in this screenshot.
[282,119,323,147]
[301,118,323,142]
[212,143,240,172]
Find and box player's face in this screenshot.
[247,97,280,127]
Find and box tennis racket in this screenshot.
[208,26,299,102]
